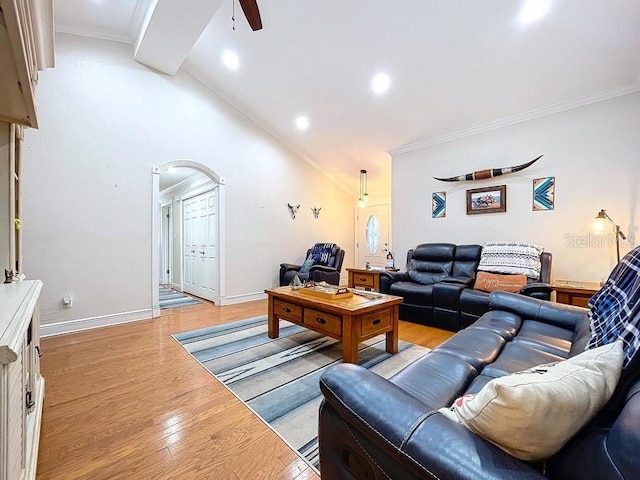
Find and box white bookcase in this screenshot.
[0,280,43,480]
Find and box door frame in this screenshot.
[355,203,391,268]
[151,160,226,318]
[160,202,172,286]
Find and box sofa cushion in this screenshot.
[512,320,573,357]
[433,329,505,371]
[478,242,544,279]
[475,271,527,293]
[482,342,565,378]
[407,261,450,285]
[469,311,522,340]
[452,244,482,278]
[389,281,434,306]
[390,351,478,410]
[440,341,624,461]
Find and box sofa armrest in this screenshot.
[279,262,301,271]
[442,276,474,286]
[490,291,587,330]
[319,364,545,480]
[308,264,337,273]
[379,271,410,293]
[520,282,552,300]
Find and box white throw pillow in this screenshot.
[439,341,624,461]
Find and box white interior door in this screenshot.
[182,188,218,302]
[356,204,391,268]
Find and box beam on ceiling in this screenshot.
[134,0,224,75]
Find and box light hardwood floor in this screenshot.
[36,298,453,479]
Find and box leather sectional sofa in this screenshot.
[379,243,552,331]
[318,292,640,479]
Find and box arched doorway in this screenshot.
[151,160,226,317]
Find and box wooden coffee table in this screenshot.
[264,286,403,363]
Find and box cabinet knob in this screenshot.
[316,317,327,324]
[372,319,381,325]
[283,307,291,313]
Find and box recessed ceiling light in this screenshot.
[518,0,551,25]
[295,116,310,131]
[371,73,391,95]
[221,49,239,70]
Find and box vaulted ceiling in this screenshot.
[54,0,640,199]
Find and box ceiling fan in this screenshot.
[238,0,262,31]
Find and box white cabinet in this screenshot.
[0,280,43,480]
[0,0,54,127]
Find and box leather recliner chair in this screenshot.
[279,243,345,286]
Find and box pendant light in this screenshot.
[358,169,369,208]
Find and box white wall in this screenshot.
[392,93,640,283]
[22,34,355,327]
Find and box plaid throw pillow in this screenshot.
[587,245,640,368]
[478,242,544,280]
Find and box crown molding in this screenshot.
[389,83,640,157]
[55,26,133,45]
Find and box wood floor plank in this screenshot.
[37,298,452,479]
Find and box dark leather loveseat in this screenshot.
[379,243,551,331]
[319,292,640,479]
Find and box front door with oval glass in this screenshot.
[356,204,390,268]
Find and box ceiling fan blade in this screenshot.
[238,0,262,31]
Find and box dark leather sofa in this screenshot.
[319,292,640,479]
[379,243,552,331]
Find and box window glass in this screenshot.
[366,215,380,254]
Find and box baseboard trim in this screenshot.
[219,292,266,306]
[40,308,153,337]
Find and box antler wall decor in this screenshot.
[311,207,321,219]
[287,203,300,219]
[434,154,543,182]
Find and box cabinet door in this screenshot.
[4,339,27,479]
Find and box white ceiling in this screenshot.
[54,0,640,198]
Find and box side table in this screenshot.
[552,281,601,308]
[347,268,381,292]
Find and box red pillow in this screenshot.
[475,271,527,293]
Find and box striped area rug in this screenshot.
[173,315,429,471]
[159,287,201,309]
